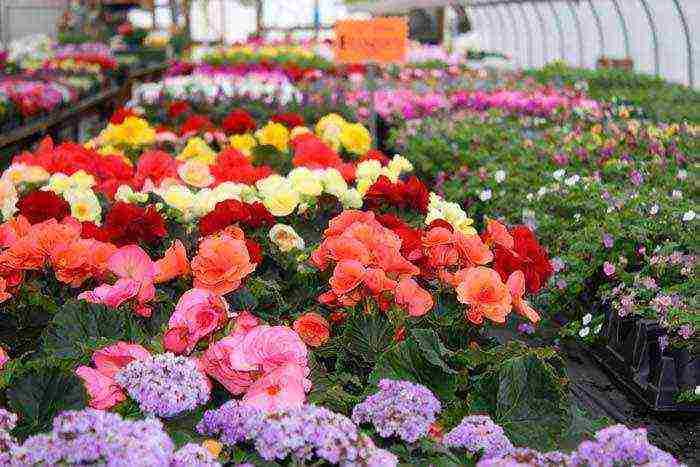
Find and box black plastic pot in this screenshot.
[595,306,699,413]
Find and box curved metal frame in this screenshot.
[481,7,500,54]
[585,0,606,60]
[530,1,548,66]
[546,0,565,61]
[472,8,493,53]
[491,5,509,57]
[500,3,521,67]
[564,0,585,67]
[637,0,659,76]
[671,0,694,87]
[610,0,631,58]
[515,2,534,68]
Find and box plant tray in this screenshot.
[593,308,699,413]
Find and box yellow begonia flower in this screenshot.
[269,224,305,252]
[159,184,196,219]
[100,116,156,147]
[255,122,290,153]
[339,122,372,155]
[229,133,257,158]
[0,178,19,221]
[177,137,217,165]
[178,160,215,188]
[64,188,102,224]
[288,167,323,197]
[3,163,50,186]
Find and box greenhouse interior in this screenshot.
[0,0,697,465]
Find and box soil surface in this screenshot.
[563,341,699,465]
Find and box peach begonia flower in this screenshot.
[192,233,256,296]
[506,270,541,324]
[0,234,45,271]
[78,278,141,309]
[455,266,512,325]
[329,259,366,296]
[163,288,228,355]
[242,363,308,413]
[0,215,31,248]
[485,219,514,249]
[362,267,397,295]
[394,277,434,317]
[454,231,493,267]
[155,240,190,284]
[423,227,460,270]
[50,239,97,287]
[293,312,330,348]
[75,366,126,410]
[323,209,377,237]
[0,277,11,304]
[34,217,81,257]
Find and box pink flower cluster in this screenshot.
[201,312,312,413]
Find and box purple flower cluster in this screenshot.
[4,409,174,466]
[0,408,17,432]
[115,352,210,418]
[197,401,398,466]
[351,379,441,443]
[169,443,221,467]
[569,424,681,466]
[443,415,514,459]
[476,447,570,466]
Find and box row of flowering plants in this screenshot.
[0,99,681,464]
[388,86,699,407]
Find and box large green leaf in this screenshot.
[6,364,86,438]
[370,328,460,401]
[41,300,145,362]
[470,344,570,450]
[337,312,393,375]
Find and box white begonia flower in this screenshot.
[582,313,592,326]
[682,210,695,222]
[564,175,580,186]
[579,327,590,338]
[269,224,305,252]
[494,170,506,184]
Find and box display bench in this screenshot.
[0,62,168,167]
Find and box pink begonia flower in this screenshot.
[92,341,151,378]
[242,363,308,413]
[394,278,433,317]
[75,366,126,410]
[78,245,156,316]
[0,346,9,369]
[240,325,309,374]
[163,288,228,355]
[506,271,540,324]
[78,278,140,309]
[232,310,260,335]
[200,333,257,395]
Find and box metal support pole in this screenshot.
[637,0,659,76]
[531,1,548,66]
[611,0,631,58]
[546,0,565,61]
[564,0,585,67]
[586,0,605,60]
[670,0,694,87]
[516,2,534,69]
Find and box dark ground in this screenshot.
[563,341,699,466]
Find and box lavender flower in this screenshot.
[0,408,17,432]
[443,415,514,459]
[115,353,210,418]
[477,447,570,466]
[6,409,174,466]
[569,424,681,466]
[198,401,397,466]
[352,379,441,443]
[169,443,221,467]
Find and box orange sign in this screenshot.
[334,17,408,64]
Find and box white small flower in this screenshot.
[677,169,687,181]
[494,170,506,184]
[479,189,492,201]
[682,210,695,222]
[582,313,592,326]
[537,187,547,197]
[579,327,590,338]
[574,213,581,221]
[695,386,700,396]
[594,323,603,334]
[564,175,580,187]
[526,193,534,201]
[552,169,566,180]
[649,204,659,215]
[672,190,683,200]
